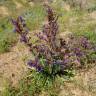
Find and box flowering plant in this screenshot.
[11,4,96,82]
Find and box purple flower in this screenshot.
[74,48,84,57]
[27,58,43,72]
[63,59,69,64]
[27,60,37,67]
[53,60,64,65]
[19,16,26,27]
[20,35,28,43]
[19,16,24,22]
[11,19,17,26]
[35,32,48,42]
[36,65,43,72]
[80,37,90,49]
[13,28,17,33]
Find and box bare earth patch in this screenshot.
[59,65,96,96]
[0,42,32,92]
[63,3,70,11]
[13,0,23,9]
[0,6,9,16]
[89,11,96,20]
[29,2,34,7]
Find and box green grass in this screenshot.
[54,4,96,44]
[23,4,46,30]
[69,17,96,43]
[2,70,62,96]
[0,17,17,53]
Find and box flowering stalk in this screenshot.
[11,4,96,76]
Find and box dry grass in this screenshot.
[0,6,9,17]
[59,65,96,96]
[0,42,32,90]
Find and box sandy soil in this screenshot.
[0,42,32,92]
[0,6,9,16]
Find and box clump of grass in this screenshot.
[22,4,46,30]
[0,18,17,53]
[2,69,64,96]
[69,19,96,43]
[0,38,11,53]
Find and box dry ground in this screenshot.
[59,65,96,96]
[0,42,31,92]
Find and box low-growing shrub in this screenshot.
[11,4,76,80]
[10,3,96,95]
